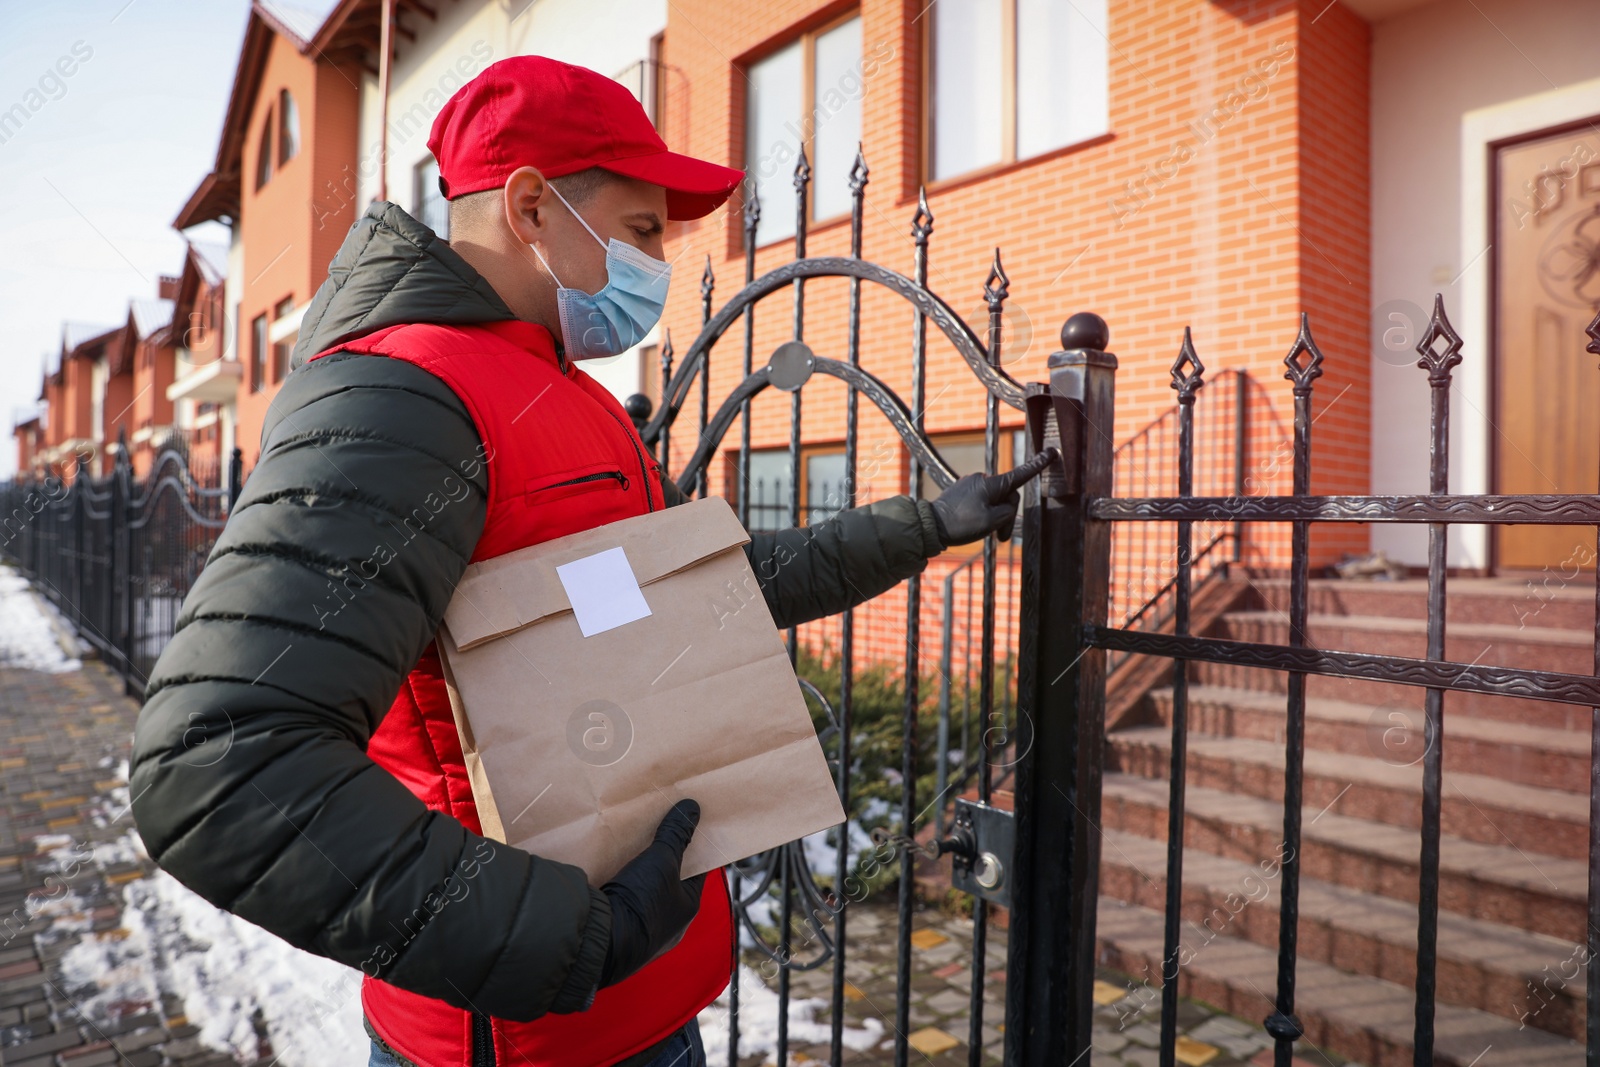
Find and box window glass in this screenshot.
[250,314,268,391]
[278,89,300,164]
[806,450,848,524]
[415,156,449,237]
[743,449,794,531]
[746,41,804,245]
[930,0,1003,181]
[271,297,295,384]
[919,437,987,500]
[1016,0,1107,158]
[810,16,863,222]
[255,111,273,190]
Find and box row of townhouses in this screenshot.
[11,0,1600,587]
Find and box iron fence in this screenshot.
[0,446,242,696]
[1041,300,1600,1066]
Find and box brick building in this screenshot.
[123,288,179,479]
[166,239,239,477]
[171,0,368,465]
[14,0,1600,576]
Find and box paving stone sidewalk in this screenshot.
[0,662,248,1067]
[1,653,1366,1067]
[744,899,1370,1067]
[738,901,1370,1067]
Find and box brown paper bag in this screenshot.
[437,496,846,885]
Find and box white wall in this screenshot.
[355,0,668,401]
[1368,0,1600,568]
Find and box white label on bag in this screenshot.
[556,546,653,637]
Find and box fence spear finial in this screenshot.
[1282,313,1325,396]
[1415,293,1463,386]
[1170,327,1205,403]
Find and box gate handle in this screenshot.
[934,824,977,862]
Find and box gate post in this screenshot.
[1005,313,1116,1066]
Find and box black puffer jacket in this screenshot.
[129,202,944,1025]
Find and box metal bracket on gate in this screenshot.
[941,799,1015,909]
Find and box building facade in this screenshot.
[13,0,1600,573]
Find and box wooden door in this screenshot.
[1493,121,1600,571]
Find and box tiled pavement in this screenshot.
[746,900,1368,1067]
[0,662,246,1067]
[1,654,1364,1067]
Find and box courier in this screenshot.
[130,53,1042,1067]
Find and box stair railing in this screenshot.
[1106,366,1251,673]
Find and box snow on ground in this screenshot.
[698,964,885,1063]
[53,832,367,1066]
[0,567,80,672]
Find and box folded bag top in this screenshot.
[443,496,752,651]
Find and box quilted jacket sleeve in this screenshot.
[660,478,943,629]
[129,352,610,1023]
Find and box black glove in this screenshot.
[929,449,1056,547]
[600,799,707,988]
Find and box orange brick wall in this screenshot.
[60,357,95,446]
[101,361,134,475]
[1294,0,1370,564]
[130,336,177,479]
[655,0,1373,664]
[234,34,362,466]
[42,377,63,451]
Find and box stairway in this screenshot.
[1098,575,1596,1066]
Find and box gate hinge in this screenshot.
[938,798,1015,909]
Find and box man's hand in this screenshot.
[929,449,1057,547]
[600,799,707,987]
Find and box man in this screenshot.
[131,56,1035,1067]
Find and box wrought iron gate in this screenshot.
[642,133,1600,1066]
[634,148,1086,1066]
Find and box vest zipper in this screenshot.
[544,470,630,492]
[603,408,656,512]
[471,1011,495,1067]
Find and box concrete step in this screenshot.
[1249,577,1596,632]
[1100,773,1588,943]
[1096,896,1584,1066]
[1098,828,1586,1039]
[1217,612,1594,678]
[1105,728,1590,859]
[1144,685,1591,792]
[1192,613,1593,731]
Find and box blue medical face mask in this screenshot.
[528,184,672,361]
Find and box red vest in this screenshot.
[313,320,732,1066]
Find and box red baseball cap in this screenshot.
[427,55,744,221]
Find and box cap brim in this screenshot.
[600,151,744,221]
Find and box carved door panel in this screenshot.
[1493,122,1600,571]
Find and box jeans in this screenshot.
[367,1019,706,1067]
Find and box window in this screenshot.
[415,157,449,238]
[741,449,791,532]
[278,89,300,165]
[928,0,1108,182]
[250,313,267,391]
[637,343,659,406]
[916,429,1030,543]
[745,14,863,245]
[255,108,274,190]
[805,450,848,525]
[614,33,666,129]
[731,446,848,531]
[271,296,295,383]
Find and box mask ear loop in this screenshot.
[544,181,610,251]
[527,239,565,289]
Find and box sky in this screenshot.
[0,0,250,478]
